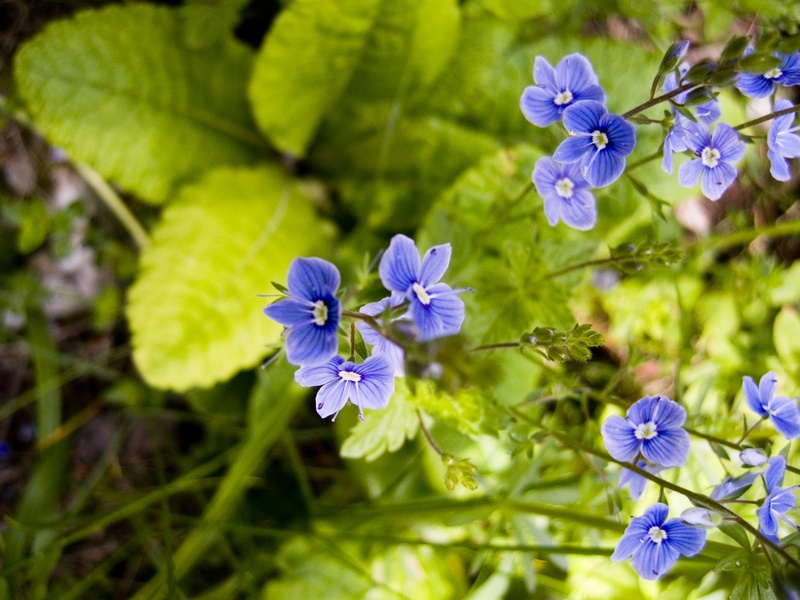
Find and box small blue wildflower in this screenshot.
[531,157,597,230]
[264,257,342,366]
[743,371,800,440]
[520,53,607,127]
[680,507,719,528]
[611,502,706,580]
[678,121,746,200]
[356,297,406,376]
[756,456,799,542]
[740,448,768,467]
[768,98,800,182]
[661,64,721,174]
[553,100,636,188]
[736,50,800,98]
[378,234,468,342]
[601,395,690,468]
[618,460,665,501]
[711,472,760,501]
[295,354,395,421]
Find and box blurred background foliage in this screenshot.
[0,0,799,597]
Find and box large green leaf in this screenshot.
[127,165,327,391]
[15,3,264,203]
[248,0,460,157]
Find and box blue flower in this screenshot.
[743,371,800,440]
[767,98,800,182]
[264,257,342,366]
[611,502,706,580]
[678,121,746,200]
[378,234,467,342]
[740,448,768,467]
[356,297,406,376]
[601,395,690,468]
[553,100,636,188]
[531,157,597,230]
[711,472,760,501]
[295,354,395,421]
[618,460,665,501]
[520,53,606,127]
[736,51,800,98]
[661,64,721,174]
[756,456,799,542]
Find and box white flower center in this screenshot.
[339,370,362,382]
[554,90,574,106]
[648,526,668,543]
[592,130,608,150]
[555,177,575,198]
[412,282,431,305]
[312,300,329,326]
[701,147,720,168]
[764,67,782,80]
[634,421,658,440]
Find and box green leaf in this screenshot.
[523,324,604,363]
[15,4,263,203]
[16,198,49,254]
[774,307,800,369]
[340,382,419,461]
[717,522,751,550]
[178,0,249,49]
[249,0,460,157]
[127,165,328,391]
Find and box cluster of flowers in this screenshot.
[599,373,800,580]
[520,43,800,230]
[263,234,469,420]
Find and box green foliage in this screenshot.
[340,382,419,461]
[127,166,328,391]
[15,3,263,203]
[523,324,605,363]
[442,453,479,491]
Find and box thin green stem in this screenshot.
[693,218,800,251]
[734,103,800,131]
[626,150,662,172]
[74,162,150,249]
[417,410,442,455]
[686,426,800,476]
[623,81,698,119]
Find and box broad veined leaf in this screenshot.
[127,166,328,391]
[15,3,264,203]
[340,381,418,461]
[248,0,460,157]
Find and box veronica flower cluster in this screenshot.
[263,234,469,421]
[600,374,800,581]
[520,43,800,230]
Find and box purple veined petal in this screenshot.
[700,162,737,201]
[353,355,395,409]
[562,100,607,134]
[768,395,800,439]
[678,159,704,188]
[584,147,626,188]
[559,188,597,230]
[379,234,421,294]
[630,536,680,580]
[556,53,601,93]
[739,448,768,466]
[662,519,707,556]
[662,139,676,174]
[759,371,778,407]
[521,85,562,127]
[771,487,799,514]
[757,501,779,538]
[681,507,719,527]
[409,283,466,341]
[774,131,800,158]
[264,298,314,326]
[612,507,661,561]
[286,257,340,302]
[315,378,349,419]
[713,124,746,162]
[769,148,792,182]
[533,55,558,92]
[764,456,787,493]
[736,73,775,98]
[680,120,712,154]
[610,532,645,562]
[601,415,639,462]
[284,321,339,366]
[711,472,759,501]
[419,243,452,288]
[295,355,344,387]
[778,51,800,85]
[743,375,768,416]
[696,99,721,125]
[641,427,690,467]
[542,194,561,226]
[532,156,562,188]
[603,114,637,156]
[625,395,657,424]
[360,297,392,317]
[647,396,687,429]
[553,136,595,163]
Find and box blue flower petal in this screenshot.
[743,375,767,416]
[316,379,349,419]
[264,298,314,326]
[649,397,687,429]
[662,519,706,556]
[295,356,344,387]
[533,56,558,91]
[601,415,639,462]
[285,320,339,366]
[769,395,800,439]
[353,355,395,409]
[759,372,778,407]
[409,283,465,341]
[736,73,775,98]
[757,501,779,538]
[553,136,594,163]
[677,159,704,189]
[584,147,626,187]
[379,234,421,294]
[681,121,712,154]
[765,456,787,493]
[603,114,637,156]
[520,85,562,127]
[632,538,680,580]
[563,100,607,134]
[769,148,792,181]
[700,162,737,200]
[696,99,721,125]
[419,244,453,288]
[641,427,690,467]
[557,53,601,93]
[287,257,340,303]
[713,124,746,162]
[560,188,597,230]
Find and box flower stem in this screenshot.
[417,410,442,456]
[734,103,800,131]
[623,81,698,119]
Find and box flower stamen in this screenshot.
[554,90,574,105]
[701,147,721,168]
[312,300,329,326]
[591,130,608,150]
[634,421,658,440]
[412,282,432,305]
[555,177,575,198]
